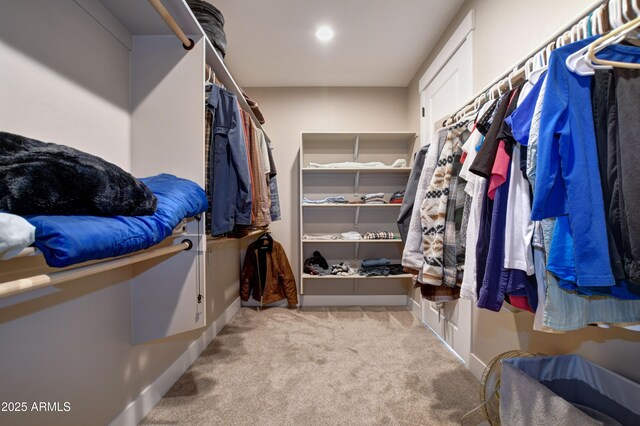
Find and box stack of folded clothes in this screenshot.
[389,190,404,204]
[359,258,391,276]
[361,192,387,204]
[388,264,405,275]
[302,233,339,240]
[340,231,362,240]
[302,196,348,204]
[362,231,397,240]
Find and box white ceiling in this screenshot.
[209,0,465,87]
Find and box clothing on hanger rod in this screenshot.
[444,0,638,124]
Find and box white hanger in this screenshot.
[590,11,600,35]
[589,15,640,68]
[633,0,640,17]
[611,0,624,28]
[595,6,605,34]
[507,67,518,90]
[623,0,634,22]
[531,43,553,82]
[567,4,636,76]
[523,57,534,81]
[580,16,589,38]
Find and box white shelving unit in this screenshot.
[1,0,270,343]
[299,132,416,302]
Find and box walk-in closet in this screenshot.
[1,1,640,425]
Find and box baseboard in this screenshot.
[241,299,288,307]
[469,352,486,382]
[110,297,241,426]
[407,297,421,320]
[300,295,408,306]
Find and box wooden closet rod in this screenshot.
[0,240,193,300]
[149,0,195,50]
[447,0,607,123]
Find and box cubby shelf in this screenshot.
[299,131,416,296]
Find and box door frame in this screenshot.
[419,9,475,145]
[416,9,475,367]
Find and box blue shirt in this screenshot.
[505,71,547,147]
[532,37,640,288]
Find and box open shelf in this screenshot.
[302,167,412,174]
[302,203,402,208]
[302,239,402,243]
[302,274,414,280]
[300,131,416,297]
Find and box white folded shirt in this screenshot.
[0,213,36,260]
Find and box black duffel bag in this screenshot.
[186,0,227,58]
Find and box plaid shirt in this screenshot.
[362,231,397,240]
[443,125,470,288]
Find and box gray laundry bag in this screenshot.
[500,355,640,426]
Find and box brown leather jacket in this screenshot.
[241,239,298,306]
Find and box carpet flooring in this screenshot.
[141,307,483,425]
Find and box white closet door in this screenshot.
[419,33,473,365]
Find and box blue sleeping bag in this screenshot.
[27,174,208,267]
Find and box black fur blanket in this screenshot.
[0,131,157,216]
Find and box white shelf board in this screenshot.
[203,39,265,132]
[99,0,203,37]
[302,204,401,208]
[302,274,413,280]
[302,239,402,243]
[302,167,411,174]
[300,131,417,141]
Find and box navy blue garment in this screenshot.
[27,174,208,268]
[207,85,252,236]
[475,181,493,299]
[478,162,529,311]
[361,258,391,268]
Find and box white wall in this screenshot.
[0,0,131,169]
[406,0,594,133]
[0,1,241,424]
[242,87,409,297]
[405,0,640,383]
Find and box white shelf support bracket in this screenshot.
[354,242,359,259]
[353,136,360,161]
[354,171,360,194]
[354,206,361,229]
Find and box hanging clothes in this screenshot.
[240,234,298,306]
[503,36,640,329]
[397,145,430,242]
[206,85,252,236]
[402,127,448,274]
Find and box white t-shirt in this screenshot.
[503,145,534,275]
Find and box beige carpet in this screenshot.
[142,307,483,425]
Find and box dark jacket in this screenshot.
[241,239,298,306]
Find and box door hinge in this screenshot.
[421,107,425,117]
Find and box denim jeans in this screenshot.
[207,85,252,236]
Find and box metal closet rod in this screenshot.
[447,0,631,124]
[0,240,193,300]
[148,0,195,50]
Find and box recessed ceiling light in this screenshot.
[315,26,334,42]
